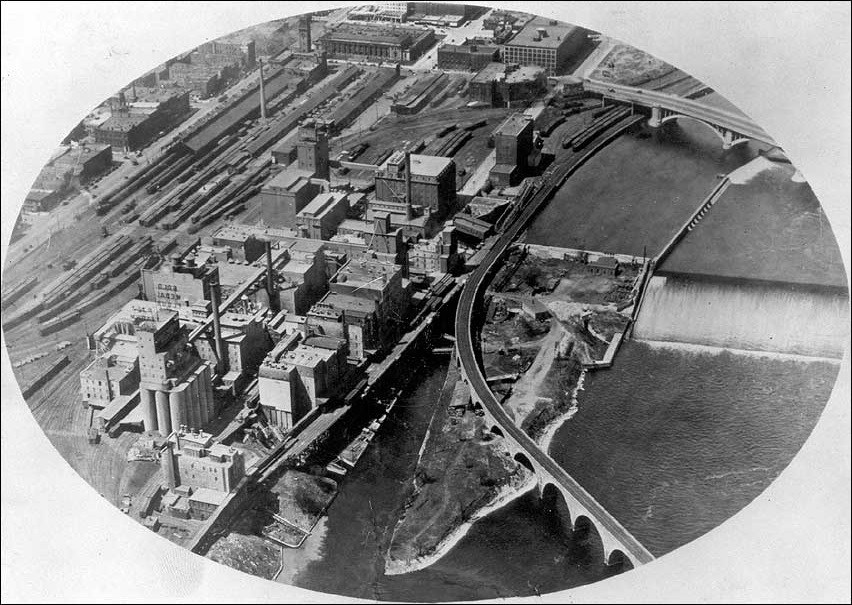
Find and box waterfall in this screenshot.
[634,275,849,358]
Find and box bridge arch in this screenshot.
[571,515,607,565]
[606,549,635,571]
[658,113,751,149]
[541,483,574,541]
[513,452,535,473]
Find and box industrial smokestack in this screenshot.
[300,13,312,53]
[404,151,413,219]
[258,58,267,121]
[209,279,227,375]
[265,240,278,314]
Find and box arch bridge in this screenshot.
[454,114,656,570]
[583,78,778,149]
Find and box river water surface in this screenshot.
[284,112,844,601]
[289,361,621,601]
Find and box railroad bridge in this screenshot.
[584,78,778,149]
[453,114,657,570]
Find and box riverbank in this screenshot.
[384,360,535,575]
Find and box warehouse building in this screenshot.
[296,192,350,240]
[436,40,500,71]
[258,335,347,430]
[316,22,436,64]
[490,113,535,187]
[94,87,190,151]
[470,62,547,107]
[502,16,588,76]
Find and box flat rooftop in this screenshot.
[379,152,453,178]
[321,22,429,46]
[298,192,347,218]
[495,113,534,137]
[279,343,336,369]
[264,168,315,192]
[505,16,581,50]
[322,291,379,314]
[658,159,848,290]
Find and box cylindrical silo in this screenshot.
[140,388,157,433]
[155,390,171,436]
[169,389,186,435]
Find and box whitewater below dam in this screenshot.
[634,275,850,358]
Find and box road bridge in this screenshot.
[454,115,655,569]
[584,78,777,149]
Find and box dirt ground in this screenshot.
[589,44,675,86]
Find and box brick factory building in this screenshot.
[316,22,436,64]
[307,258,410,360]
[296,192,350,240]
[502,16,588,76]
[436,40,500,71]
[141,255,219,315]
[374,151,456,218]
[470,62,547,107]
[490,113,535,187]
[94,87,191,151]
[258,335,347,430]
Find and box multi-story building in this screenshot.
[295,119,330,181]
[24,142,113,214]
[436,40,500,71]
[193,310,271,385]
[296,192,349,240]
[94,88,190,151]
[348,3,409,23]
[470,62,547,107]
[136,308,215,437]
[374,151,456,218]
[81,299,165,410]
[408,224,459,276]
[501,17,588,76]
[307,258,410,360]
[158,428,246,519]
[258,335,346,429]
[490,113,535,186]
[316,22,435,64]
[141,256,219,316]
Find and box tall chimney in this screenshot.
[300,13,312,53]
[258,58,267,121]
[404,151,413,219]
[265,240,278,314]
[209,279,227,375]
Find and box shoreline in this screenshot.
[537,368,586,453]
[384,472,538,576]
[638,338,844,364]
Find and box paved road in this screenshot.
[584,78,776,146]
[455,115,655,565]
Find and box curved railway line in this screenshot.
[454,113,655,566]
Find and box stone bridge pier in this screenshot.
[482,409,637,570]
[647,105,751,149]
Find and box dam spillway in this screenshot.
[635,158,849,358]
[633,275,849,358]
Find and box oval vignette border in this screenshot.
[1,2,850,603]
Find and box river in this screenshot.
[526,118,765,257]
[286,361,621,601]
[282,106,844,600]
[548,340,840,556]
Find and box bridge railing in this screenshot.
[583,78,776,146]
